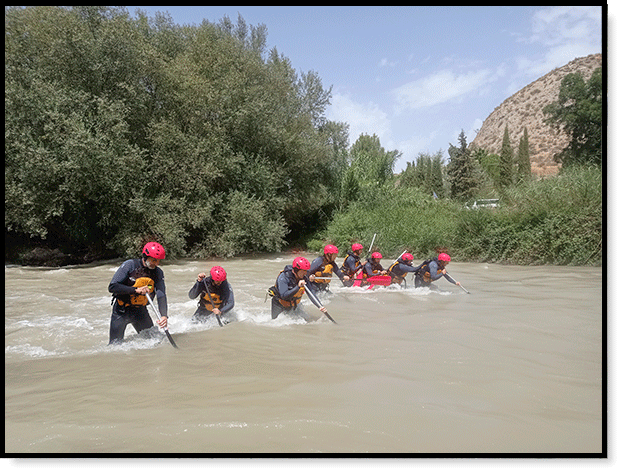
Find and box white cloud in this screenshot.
[391,69,494,112]
[326,92,391,145]
[529,6,602,46]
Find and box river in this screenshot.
[5,253,603,455]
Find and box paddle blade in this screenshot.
[164,329,178,349]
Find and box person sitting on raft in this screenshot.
[413,253,462,290]
[387,252,420,286]
[307,244,350,293]
[340,242,364,287]
[189,265,234,324]
[268,257,326,320]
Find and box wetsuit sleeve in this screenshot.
[153,268,168,316]
[346,256,358,273]
[398,263,419,274]
[332,262,346,279]
[307,257,323,277]
[108,260,137,295]
[363,261,374,276]
[189,280,203,299]
[220,282,235,313]
[277,272,301,301]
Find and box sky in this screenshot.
[126,6,604,172]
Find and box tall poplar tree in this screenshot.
[517,127,531,183]
[499,126,514,188]
[447,130,479,201]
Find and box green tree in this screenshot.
[340,134,400,205]
[517,127,531,183]
[447,130,479,201]
[499,126,514,188]
[5,6,343,261]
[543,67,602,167]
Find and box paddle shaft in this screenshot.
[446,273,470,294]
[303,283,337,324]
[145,292,179,348]
[367,233,377,253]
[203,280,224,326]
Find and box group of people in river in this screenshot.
[107,241,463,344]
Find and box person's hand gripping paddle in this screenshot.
[303,283,337,324]
[145,291,178,349]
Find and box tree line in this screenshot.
[5,6,601,265]
[5,6,354,262]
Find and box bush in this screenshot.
[318,166,602,266]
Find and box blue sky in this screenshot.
[126,6,604,172]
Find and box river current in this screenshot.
[5,254,603,454]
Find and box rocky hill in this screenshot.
[469,53,602,176]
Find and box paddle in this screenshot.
[203,280,224,327]
[367,233,377,253]
[303,283,337,324]
[446,273,470,294]
[145,292,178,349]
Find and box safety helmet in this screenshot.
[210,266,227,282]
[324,244,339,255]
[402,252,414,262]
[352,243,364,252]
[142,241,166,260]
[293,256,311,271]
[371,252,383,259]
[438,253,451,263]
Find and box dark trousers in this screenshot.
[191,306,227,324]
[271,298,294,319]
[109,301,153,344]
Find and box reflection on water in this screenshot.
[5,255,603,454]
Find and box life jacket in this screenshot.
[362,257,383,278]
[313,257,335,284]
[340,252,361,277]
[116,263,156,307]
[200,286,224,311]
[267,270,305,309]
[415,259,441,283]
[388,260,409,284]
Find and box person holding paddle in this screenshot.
[188,265,234,324]
[413,253,462,290]
[107,241,169,344]
[387,252,420,286]
[340,242,364,287]
[360,251,388,285]
[268,257,326,320]
[307,244,350,293]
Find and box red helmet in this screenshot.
[402,252,414,262]
[293,256,311,271]
[438,253,451,263]
[324,244,339,255]
[352,243,364,252]
[210,266,227,282]
[142,242,165,260]
[371,252,383,259]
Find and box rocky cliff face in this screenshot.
[469,53,602,176]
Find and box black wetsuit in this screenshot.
[413,259,456,288]
[188,277,235,323]
[108,258,167,344]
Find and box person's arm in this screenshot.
[153,268,168,318]
[219,282,235,313]
[277,273,301,301]
[108,260,136,295]
[332,261,349,281]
